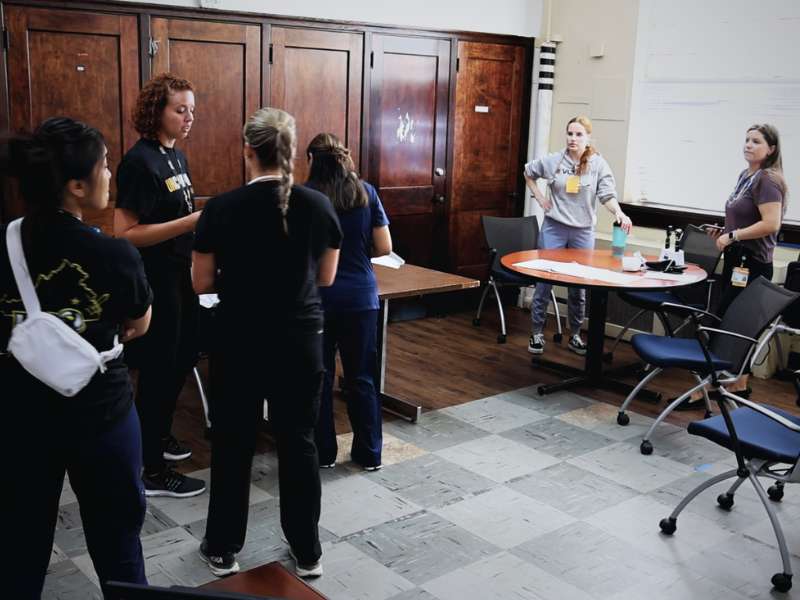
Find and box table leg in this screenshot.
[532,289,661,401]
[374,299,422,423]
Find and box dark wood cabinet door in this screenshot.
[451,41,526,278]
[151,18,261,204]
[4,5,139,233]
[368,35,450,269]
[270,27,363,185]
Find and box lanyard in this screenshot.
[159,145,193,212]
[728,170,759,204]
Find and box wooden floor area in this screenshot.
[171,303,799,473]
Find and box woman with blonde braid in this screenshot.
[192,108,341,578]
[524,115,632,355]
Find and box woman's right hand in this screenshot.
[537,194,552,212]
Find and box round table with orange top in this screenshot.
[501,248,707,397]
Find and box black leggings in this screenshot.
[717,244,773,318]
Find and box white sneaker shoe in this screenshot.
[287,546,323,578]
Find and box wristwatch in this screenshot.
[728,230,736,242]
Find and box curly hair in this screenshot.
[132,73,194,138]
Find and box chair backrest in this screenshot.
[710,276,800,371]
[681,225,722,276]
[481,215,539,272]
[782,260,800,327]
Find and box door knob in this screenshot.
[434,194,445,204]
[435,167,445,176]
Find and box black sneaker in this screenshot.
[199,539,240,577]
[528,333,545,355]
[143,468,206,498]
[163,435,192,461]
[567,334,587,356]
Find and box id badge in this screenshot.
[565,175,580,194]
[731,267,749,288]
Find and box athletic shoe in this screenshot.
[567,334,587,356]
[143,468,206,498]
[287,546,323,578]
[163,435,192,461]
[199,539,240,577]
[319,462,336,469]
[528,333,545,355]
[363,464,382,472]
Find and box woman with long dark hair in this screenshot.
[305,132,392,471]
[1,117,153,598]
[192,109,341,578]
[114,73,205,498]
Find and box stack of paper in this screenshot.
[511,259,641,285]
[371,251,406,269]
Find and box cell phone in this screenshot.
[701,224,724,231]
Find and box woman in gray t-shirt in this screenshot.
[523,116,632,356]
[697,124,786,401]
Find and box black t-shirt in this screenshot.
[194,181,342,331]
[116,137,195,268]
[0,213,153,429]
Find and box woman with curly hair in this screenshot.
[114,72,205,498]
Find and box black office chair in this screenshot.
[616,276,799,454]
[605,225,722,362]
[472,215,562,343]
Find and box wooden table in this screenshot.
[374,263,479,422]
[200,561,327,599]
[501,249,707,397]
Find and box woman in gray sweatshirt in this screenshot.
[524,115,632,356]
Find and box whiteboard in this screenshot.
[625,0,800,224]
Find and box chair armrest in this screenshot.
[696,327,758,344]
[719,390,800,433]
[659,302,722,323]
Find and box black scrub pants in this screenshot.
[132,262,198,474]
[204,319,324,565]
[717,244,774,318]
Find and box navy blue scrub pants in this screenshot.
[315,309,382,468]
[11,404,147,599]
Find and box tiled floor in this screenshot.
[45,385,800,599]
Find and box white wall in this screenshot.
[116,0,543,37]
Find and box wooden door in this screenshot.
[270,27,363,185]
[451,41,526,278]
[150,18,261,204]
[4,5,140,233]
[368,35,450,269]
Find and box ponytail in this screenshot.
[242,108,297,234]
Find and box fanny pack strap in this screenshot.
[6,218,42,316]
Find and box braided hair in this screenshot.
[242,108,296,234]
[305,132,367,212]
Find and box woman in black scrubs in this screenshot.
[114,73,205,498]
[2,117,153,598]
[193,108,341,578]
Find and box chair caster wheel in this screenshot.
[659,517,676,535]
[768,484,785,502]
[772,572,792,592]
[553,333,563,343]
[617,412,630,426]
[497,334,507,344]
[717,493,734,511]
[640,440,653,455]
[537,386,546,396]
[472,318,481,326]
[603,352,613,363]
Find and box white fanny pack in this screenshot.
[5,218,123,397]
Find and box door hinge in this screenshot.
[370,50,374,69]
[268,43,273,64]
[148,37,160,57]
[2,30,9,51]
[456,57,460,72]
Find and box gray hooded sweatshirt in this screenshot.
[524,150,617,228]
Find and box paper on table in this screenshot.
[371,251,405,269]
[641,271,697,282]
[512,259,640,285]
[199,293,219,308]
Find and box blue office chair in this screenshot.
[604,225,722,362]
[616,276,799,455]
[658,389,800,592]
[473,215,563,343]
